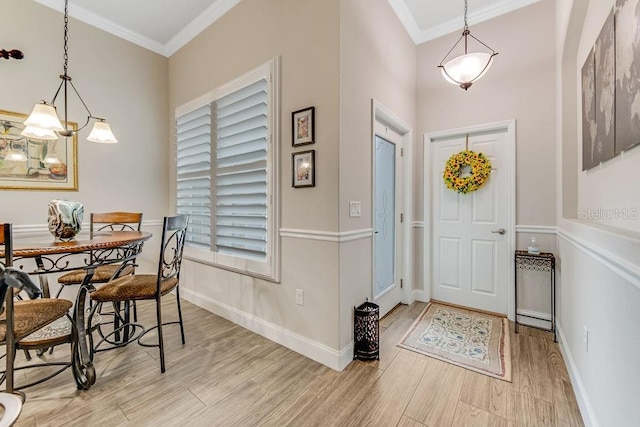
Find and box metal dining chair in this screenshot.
[0,223,75,394]
[56,212,144,296]
[89,215,189,373]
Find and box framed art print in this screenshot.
[292,150,315,188]
[292,106,315,147]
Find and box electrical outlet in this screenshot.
[295,289,304,306]
[349,201,361,218]
[583,326,589,352]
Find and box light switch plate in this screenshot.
[349,201,361,218]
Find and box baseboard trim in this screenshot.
[557,324,599,427]
[516,308,552,329]
[180,287,351,371]
[411,289,429,303]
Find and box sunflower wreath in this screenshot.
[443,149,492,194]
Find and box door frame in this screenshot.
[423,120,516,320]
[372,99,413,307]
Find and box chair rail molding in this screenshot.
[515,224,557,234]
[279,228,373,243]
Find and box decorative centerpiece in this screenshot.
[443,149,492,194]
[48,199,84,241]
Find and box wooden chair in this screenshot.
[0,224,74,394]
[89,215,188,372]
[56,212,144,296]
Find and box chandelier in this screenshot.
[438,0,498,90]
[22,0,117,143]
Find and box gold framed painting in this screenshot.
[0,109,78,191]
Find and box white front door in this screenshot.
[431,129,511,314]
[374,125,403,317]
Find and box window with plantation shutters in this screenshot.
[174,58,280,281]
[214,79,268,261]
[176,105,212,249]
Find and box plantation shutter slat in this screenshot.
[176,104,211,249]
[214,78,268,261]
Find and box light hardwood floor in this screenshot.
[10,299,583,426]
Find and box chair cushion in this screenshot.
[90,275,178,302]
[57,264,134,285]
[0,299,73,342]
[20,311,101,345]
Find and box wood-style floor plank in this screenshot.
[8,299,582,426]
[404,355,467,427]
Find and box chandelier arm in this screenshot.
[68,80,94,119]
[438,66,465,86]
[467,32,498,55]
[50,79,66,105]
[438,34,465,66]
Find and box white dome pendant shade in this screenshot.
[440,52,496,90]
[438,0,498,90]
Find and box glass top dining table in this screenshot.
[0,230,152,390]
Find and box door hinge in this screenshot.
[400,213,404,223]
[400,279,404,288]
[401,147,404,157]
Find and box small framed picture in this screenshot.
[292,106,315,146]
[292,150,315,188]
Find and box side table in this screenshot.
[514,250,556,342]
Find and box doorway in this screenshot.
[371,100,413,318]
[425,121,515,317]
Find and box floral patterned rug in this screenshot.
[398,302,511,381]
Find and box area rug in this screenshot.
[398,303,511,382]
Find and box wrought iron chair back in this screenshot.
[89,215,189,373]
[0,224,74,395]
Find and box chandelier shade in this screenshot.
[23,102,64,132]
[22,0,117,143]
[21,125,59,140]
[439,52,495,89]
[87,120,118,144]
[438,0,498,90]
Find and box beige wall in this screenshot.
[556,0,640,425]
[169,0,343,352]
[416,0,557,227]
[415,0,558,293]
[0,0,169,273]
[338,0,416,348]
[575,0,640,232]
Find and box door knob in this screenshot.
[491,228,506,235]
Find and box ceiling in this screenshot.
[34,0,541,57]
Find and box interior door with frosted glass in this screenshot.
[374,131,402,317]
[431,130,509,314]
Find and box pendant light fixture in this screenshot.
[22,0,117,143]
[438,0,498,90]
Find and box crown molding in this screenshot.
[387,0,422,44]
[391,0,542,46]
[34,0,166,55]
[163,0,241,57]
[34,0,241,57]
